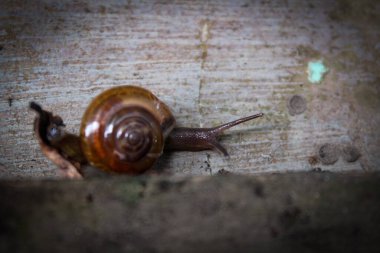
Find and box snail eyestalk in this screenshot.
[165,113,264,156]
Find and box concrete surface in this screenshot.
[0,0,380,178]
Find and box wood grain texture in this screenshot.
[0,0,379,178]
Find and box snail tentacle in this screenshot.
[165,113,264,156]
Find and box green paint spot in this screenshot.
[307,60,328,84]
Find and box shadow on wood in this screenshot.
[0,172,379,252]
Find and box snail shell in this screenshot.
[80,86,175,174]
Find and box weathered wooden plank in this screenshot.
[0,0,379,178]
[1,172,379,252]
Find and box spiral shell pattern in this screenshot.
[80,86,175,174]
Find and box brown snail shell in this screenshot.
[80,86,175,174]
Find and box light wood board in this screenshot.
[0,0,379,178]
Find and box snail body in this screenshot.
[31,86,263,176]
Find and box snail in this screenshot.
[31,85,263,177]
